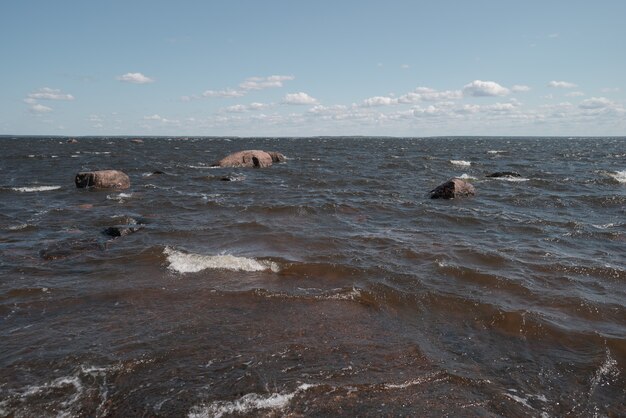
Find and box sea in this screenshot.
[1,136,624,417]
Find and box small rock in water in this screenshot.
[430,178,475,199]
[67,138,78,144]
[131,139,144,144]
[102,216,143,238]
[486,171,521,178]
[75,170,130,189]
[212,150,285,168]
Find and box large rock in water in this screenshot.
[430,178,475,199]
[213,150,285,168]
[75,170,130,189]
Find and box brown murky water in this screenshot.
[1,136,625,416]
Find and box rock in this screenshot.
[430,178,475,199]
[75,170,130,189]
[131,139,144,144]
[102,216,143,238]
[267,151,286,163]
[486,171,521,178]
[67,138,78,144]
[212,150,284,168]
[220,175,245,182]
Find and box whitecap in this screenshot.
[608,170,626,184]
[106,192,133,202]
[7,223,30,231]
[450,160,471,167]
[164,247,280,273]
[487,150,506,154]
[459,173,477,180]
[11,185,61,192]
[188,384,315,418]
[493,177,530,182]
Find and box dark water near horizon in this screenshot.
[1,136,625,417]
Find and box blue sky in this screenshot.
[1,0,625,136]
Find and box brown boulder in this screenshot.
[213,150,284,168]
[75,170,130,189]
[430,178,475,199]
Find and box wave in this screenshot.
[188,384,316,418]
[450,160,471,167]
[487,150,506,154]
[608,170,626,184]
[458,173,477,180]
[163,247,280,273]
[10,185,61,192]
[491,177,530,182]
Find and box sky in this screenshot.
[1,0,625,137]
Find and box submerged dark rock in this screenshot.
[102,216,143,238]
[213,150,285,168]
[486,171,521,178]
[430,178,475,199]
[75,170,130,189]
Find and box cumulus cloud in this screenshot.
[28,87,74,100]
[282,92,319,105]
[463,80,510,97]
[362,96,398,107]
[240,75,294,90]
[548,80,577,89]
[579,97,614,109]
[117,72,155,84]
[202,89,245,98]
[511,85,531,92]
[30,103,53,113]
[224,104,248,113]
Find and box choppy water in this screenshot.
[1,136,625,417]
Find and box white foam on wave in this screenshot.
[493,176,530,182]
[590,349,619,394]
[608,170,626,183]
[11,185,61,192]
[188,384,315,418]
[459,173,477,180]
[487,150,506,154]
[106,192,133,202]
[382,372,445,389]
[450,160,471,167]
[164,247,280,273]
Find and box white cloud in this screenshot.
[511,85,531,92]
[463,80,510,97]
[28,87,74,100]
[401,64,410,69]
[143,114,162,120]
[362,96,398,107]
[224,104,248,113]
[565,91,585,97]
[239,75,294,90]
[579,97,614,110]
[601,87,620,93]
[202,89,245,98]
[249,102,270,110]
[548,80,577,89]
[117,72,155,84]
[282,92,319,105]
[30,103,53,113]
